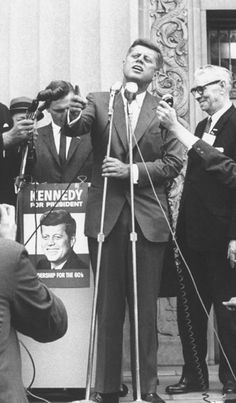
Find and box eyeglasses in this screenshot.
[190,80,221,96]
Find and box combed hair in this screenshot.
[195,64,233,91]
[40,210,76,238]
[127,38,163,69]
[45,80,74,96]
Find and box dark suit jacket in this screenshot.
[37,249,87,270]
[0,239,67,403]
[191,139,236,189]
[0,103,19,205]
[31,123,93,183]
[65,91,184,242]
[177,104,236,250]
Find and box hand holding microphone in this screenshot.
[2,118,34,149]
[69,84,87,120]
[156,93,178,131]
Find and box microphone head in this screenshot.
[124,82,138,103]
[110,81,122,93]
[162,93,174,107]
[27,99,39,114]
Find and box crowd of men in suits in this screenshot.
[1,37,236,403]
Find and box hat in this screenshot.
[9,96,44,121]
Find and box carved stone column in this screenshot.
[150,0,189,125]
[149,0,189,366]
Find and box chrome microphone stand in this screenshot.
[125,89,145,403]
[79,83,121,403]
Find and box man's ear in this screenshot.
[70,235,76,248]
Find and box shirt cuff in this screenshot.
[132,164,139,184]
[186,136,199,150]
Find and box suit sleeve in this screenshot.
[190,139,236,239]
[190,139,236,189]
[63,93,96,137]
[11,243,68,342]
[136,129,184,187]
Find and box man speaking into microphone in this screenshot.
[64,38,183,403]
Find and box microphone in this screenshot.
[124,82,138,104]
[159,94,174,131]
[162,93,174,107]
[108,81,122,116]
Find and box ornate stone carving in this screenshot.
[150,0,189,124]
[150,0,189,281]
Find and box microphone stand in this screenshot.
[14,100,39,195]
[15,101,39,241]
[80,93,117,403]
[126,101,145,403]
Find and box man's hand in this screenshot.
[102,157,130,179]
[156,100,178,131]
[222,297,236,311]
[227,240,236,268]
[0,204,16,240]
[69,94,87,121]
[2,119,34,149]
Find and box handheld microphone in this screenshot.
[108,81,122,116]
[124,82,138,104]
[74,85,80,95]
[159,94,174,131]
[162,93,174,107]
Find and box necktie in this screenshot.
[59,131,67,165]
[204,116,212,133]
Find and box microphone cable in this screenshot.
[19,339,51,403]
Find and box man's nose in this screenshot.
[136,55,144,64]
[194,92,202,101]
[48,237,55,245]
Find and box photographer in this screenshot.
[0,203,68,402]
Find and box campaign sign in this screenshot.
[18,182,90,288]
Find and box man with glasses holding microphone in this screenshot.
[157,65,236,396]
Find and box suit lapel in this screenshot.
[42,124,60,165]
[133,92,158,147]
[113,92,159,151]
[67,137,81,162]
[211,104,235,137]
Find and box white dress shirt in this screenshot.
[51,121,71,158]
